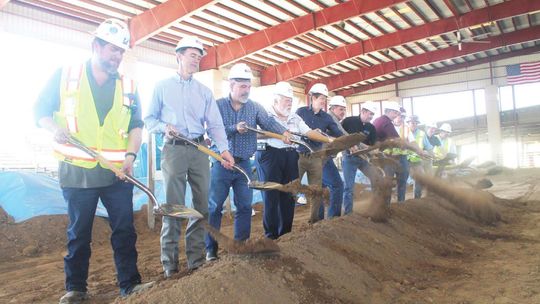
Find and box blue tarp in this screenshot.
[0,171,264,223]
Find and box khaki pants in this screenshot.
[298,154,323,223]
[160,143,210,271]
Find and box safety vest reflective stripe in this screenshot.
[63,65,84,133]
[53,144,126,163]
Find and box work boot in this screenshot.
[59,291,88,304]
[163,269,178,279]
[121,281,155,297]
[206,251,218,262]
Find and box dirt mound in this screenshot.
[120,195,504,304]
[0,205,155,261]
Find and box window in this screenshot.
[514,82,540,109]
[499,86,514,111]
[402,97,413,116]
[473,89,486,115]
[411,90,475,123]
[351,103,361,116]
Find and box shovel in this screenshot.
[67,136,203,219]
[169,133,293,191]
[167,133,281,255]
[245,126,314,153]
[310,133,366,158]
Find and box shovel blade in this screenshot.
[248,181,284,190]
[153,204,203,219]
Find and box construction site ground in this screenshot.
[1,168,540,303]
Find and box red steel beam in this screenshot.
[200,0,408,71]
[129,0,217,47]
[262,0,540,86]
[338,45,540,97]
[315,25,540,94]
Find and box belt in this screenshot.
[267,146,296,152]
[166,135,205,145]
[281,147,296,152]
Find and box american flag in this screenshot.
[506,61,540,85]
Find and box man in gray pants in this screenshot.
[144,36,234,277]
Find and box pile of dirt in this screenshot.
[3,169,540,304]
[0,205,155,261]
[120,194,506,304]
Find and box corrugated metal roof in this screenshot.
[5,0,540,95]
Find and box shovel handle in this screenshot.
[246,126,286,141]
[67,136,159,207]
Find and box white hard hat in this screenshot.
[329,95,347,108]
[361,101,378,114]
[308,83,329,97]
[175,36,206,56]
[439,123,452,133]
[274,81,294,99]
[406,115,420,123]
[93,18,130,50]
[228,63,253,80]
[383,101,401,112]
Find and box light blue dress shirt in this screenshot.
[144,74,229,152]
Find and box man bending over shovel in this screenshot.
[205,64,292,261]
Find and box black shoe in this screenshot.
[121,282,155,297]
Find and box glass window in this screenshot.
[403,97,413,116]
[136,62,175,117]
[473,89,486,115]
[499,86,514,111]
[351,103,360,116]
[411,90,474,123]
[514,82,540,109]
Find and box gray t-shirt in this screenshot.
[34,61,144,188]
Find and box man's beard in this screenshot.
[100,59,119,75]
[238,94,249,104]
[276,106,290,117]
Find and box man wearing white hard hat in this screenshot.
[297,83,344,222]
[205,64,291,259]
[256,82,323,239]
[411,120,439,198]
[434,123,456,162]
[145,36,235,277]
[328,95,348,134]
[372,100,404,204]
[340,101,378,214]
[35,19,153,302]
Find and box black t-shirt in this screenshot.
[341,116,377,146]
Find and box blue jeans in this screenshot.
[383,155,410,204]
[342,153,370,215]
[205,159,253,255]
[255,148,299,239]
[62,181,140,295]
[320,158,344,219]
